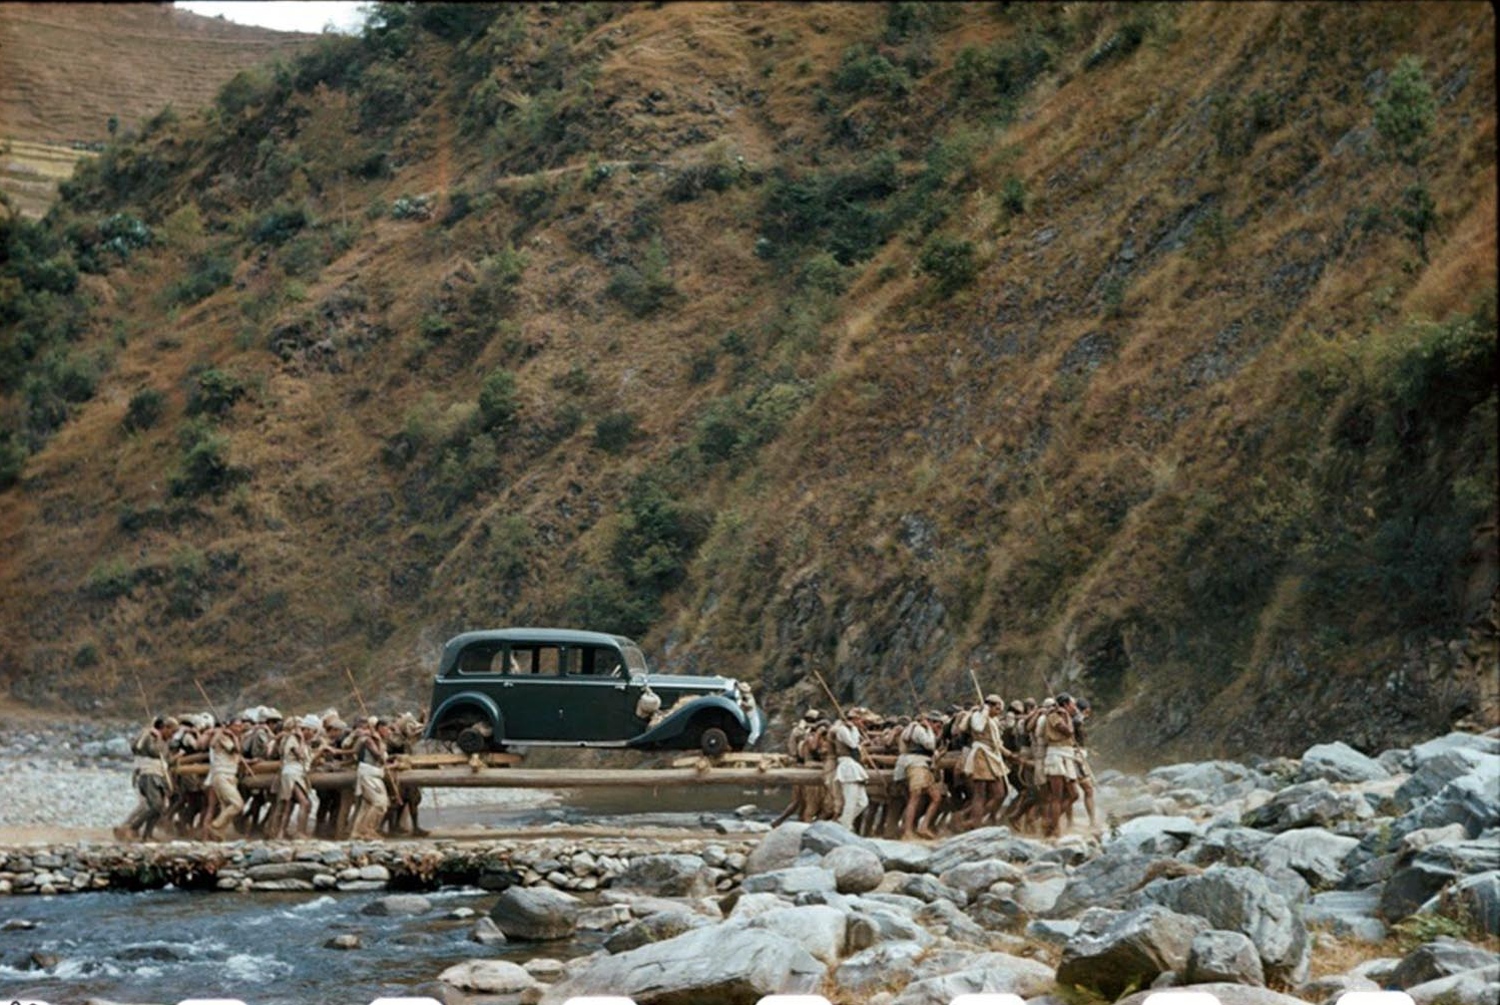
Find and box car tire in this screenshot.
[699,726,729,757]
[456,725,490,754]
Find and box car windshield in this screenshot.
[621,644,648,673]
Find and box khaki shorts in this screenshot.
[906,762,940,793]
[1044,748,1079,780]
[357,762,390,811]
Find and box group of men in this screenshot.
[778,691,1098,841]
[115,706,428,843]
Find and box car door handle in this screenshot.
[501,682,514,688]
[612,683,626,691]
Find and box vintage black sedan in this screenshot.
[424,628,765,756]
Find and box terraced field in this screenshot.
[0,2,317,215]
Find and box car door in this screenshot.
[493,642,560,741]
[556,643,647,742]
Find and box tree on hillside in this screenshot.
[1375,56,1438,260]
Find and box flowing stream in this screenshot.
[0,784,788,1004]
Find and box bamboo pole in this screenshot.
[182,765,842,790]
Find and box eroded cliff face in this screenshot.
[0,3,1494,758]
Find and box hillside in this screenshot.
[0,2,1494,762]
[0,3,317,216]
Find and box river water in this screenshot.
[0,785,790,1005]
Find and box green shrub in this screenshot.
[163,254,234,306]
[1001,175,1027,216]
[607,239,675,316]
[477,368,519,430]
[1375,56,1436,166]
[249,203,309,245]
[918,235,980,294]
[799,252,850,295]
[759,153,901,264]
[1396,183,1436,261]
[833,44,912,98]
[0,434,26,489]
[123,388,166,432]
[185,368,245,418]
[86,558,137,600]
[471,246,528,313]
[593,410,637,453]
[170,421,241,498]
[358,62,420,131]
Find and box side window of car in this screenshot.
[571,647,623,676]
[458,643,503,674]
[535,646,562,676]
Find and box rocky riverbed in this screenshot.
[2,727,1497,1005]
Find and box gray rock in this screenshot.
[1027,918,1081,945]
[832,941,928,996]
[603,908,711,954]
[1390,937,1500,989]
[538,925,825,1005]
[1105,815,1203,857]
[471,917,507,946]
[1052,853,1165,917]
[1382,859,1464,922]
[1128,864,1310,984]
[323,933,361,950]
[616,854,717,898]
[968,889,1029,931]
[744,822,808,876]
[824,845,885,894]
[245,861,327,883]
[890,951,1054,1004]
[866,837,935,873]
[742,905,848,965]
[1242,778,1374,832]
[1015,875,1067,916]
[938,859,1024,902]
[890,872,966,905]
[361,894,432,917]
[1181,825,1275,868]
[1148,760,1266,793]
[1304,889,1387,942]
[1255,828,1360,889]
[926,826,1047,874]
[1406,963,1500,1005]
[1185,929,1266,985]
[1419,870,1500,936]
[1408,732,1500,767]
[740,865,836,897]
[1397,767,1500,839]
[802,820,877,855]
[488,885,582,941]
[1418,834,1500,876]
[1056,905,1210,998]
[846,899,934,947]
[439,959,542,995]
[1298,741,1391,784]
[252,878,316,892]
[914,897,993,944]
[1396,748,1497,810]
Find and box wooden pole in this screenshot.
[183,765,838,790]
[193,679,223,724]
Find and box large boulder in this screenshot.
[866,837,936,873]
[1389,937,1500,989]
[1406,964,1500,1005]
[1298,741,1391,784]
[891,951,1055,1004]
[1254,828,1360,889]
[744,822,809,875]
[603,909,712,954]
[1382,860,1465,923]
[1419,870,1500,936]
[938,859,1024,903]
[1181,825,1275,868]
[1396,767,1500,839]
[740,865,836,897]
[1184,929,1266,986]
[1407,732,1500,768]
[740,904,848,966]
[833,941,928,996]
[487,885,582,941]
[616,854,717,898]
[1105,816,1204,857]
[1395,748,1498,811]
[1055,905,1209,998]
[361,894,432,917]
[823,845,885,894]
[1128,864,1310,984]
[802,820,877,855]
[1242,779,1374,832]
[438,959,543,996]
[1052,854,1171,917]
[1304,889,1387,943]
[1148,760,1269,795]
[537,925,825,1005]
[926,827,1048,874]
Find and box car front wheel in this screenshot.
[699,726,729,757]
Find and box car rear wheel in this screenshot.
[457,722,496,754]
[699,726,729,757]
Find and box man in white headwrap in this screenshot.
[828,712,869,831]
[270,715,319,839]
[349,717,391,840]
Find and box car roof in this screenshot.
[443,627,637,649]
